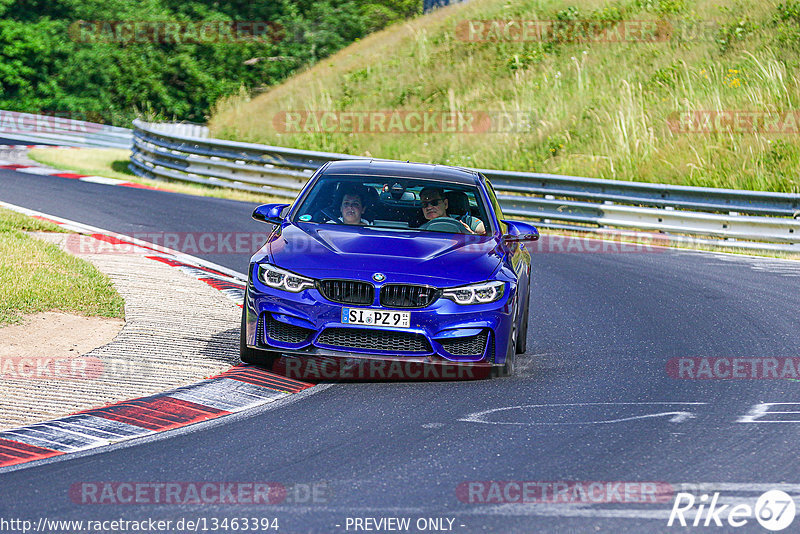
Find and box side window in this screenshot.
[484,180,508,234]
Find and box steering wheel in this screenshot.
[313,207,339,223]
[418,217,471,234]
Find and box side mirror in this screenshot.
[501,220,540,243]
[252,204,289,225]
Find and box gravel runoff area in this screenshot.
[0,231,241,430]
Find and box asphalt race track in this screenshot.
[2,169,799,533]
[0,137,57,146]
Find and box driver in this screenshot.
[419,187,479,234]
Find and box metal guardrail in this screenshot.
[423,0,468,13]
[130,119,800,248]
[0,110,132,149]
[130,120,352,198]
[141,122,210,139]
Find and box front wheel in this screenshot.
[492,299,518,378]
[240,305,281,369]
[516,286,530,354]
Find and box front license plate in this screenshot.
[342,308,411,328]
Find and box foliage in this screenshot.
[0,0,422,124]
[773,1,800,49]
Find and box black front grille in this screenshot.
[265,315,313,344]
[380,284,439,308]
[318,279,374,305]
[440,331,489,356]
[317,327,431,353]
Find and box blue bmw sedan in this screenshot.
[241,160,538,378]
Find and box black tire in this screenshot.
[516,284,530,354]
[492,297,518,378]
[239,305,280,369]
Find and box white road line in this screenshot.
[78,175,127,185]
[14,167,59,175]
[459,402,707,425]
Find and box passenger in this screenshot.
[419,187,476,234]
[333,185,370,225]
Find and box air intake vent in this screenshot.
[380,284,439,308]
[265,315,313,344]
[317,327,431,353]
[439,331,489,356]
[256,313,265,345]
[318,279,374,305]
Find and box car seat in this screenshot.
[445,191,470,218]
[361,186,380,222]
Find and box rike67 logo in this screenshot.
[668,490,796,531]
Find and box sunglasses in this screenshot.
[421,198,444,208]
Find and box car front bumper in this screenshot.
[243,266,517,367]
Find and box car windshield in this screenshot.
[292,174,492,235]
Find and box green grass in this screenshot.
[0,209,68,234]
[27,148,285,204]
[0,208,125,326]
[209,0,800,193]
[27,148,136,182]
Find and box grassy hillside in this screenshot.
[209,0,800,193]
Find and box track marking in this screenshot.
[459,402,707,425]
[0,202,320,471]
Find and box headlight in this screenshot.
[442,280,505,305]
[257,264,315,292]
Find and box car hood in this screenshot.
[266,223,502,285]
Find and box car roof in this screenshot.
[321,159,481,186]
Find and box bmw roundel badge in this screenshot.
[372,273,386,282]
